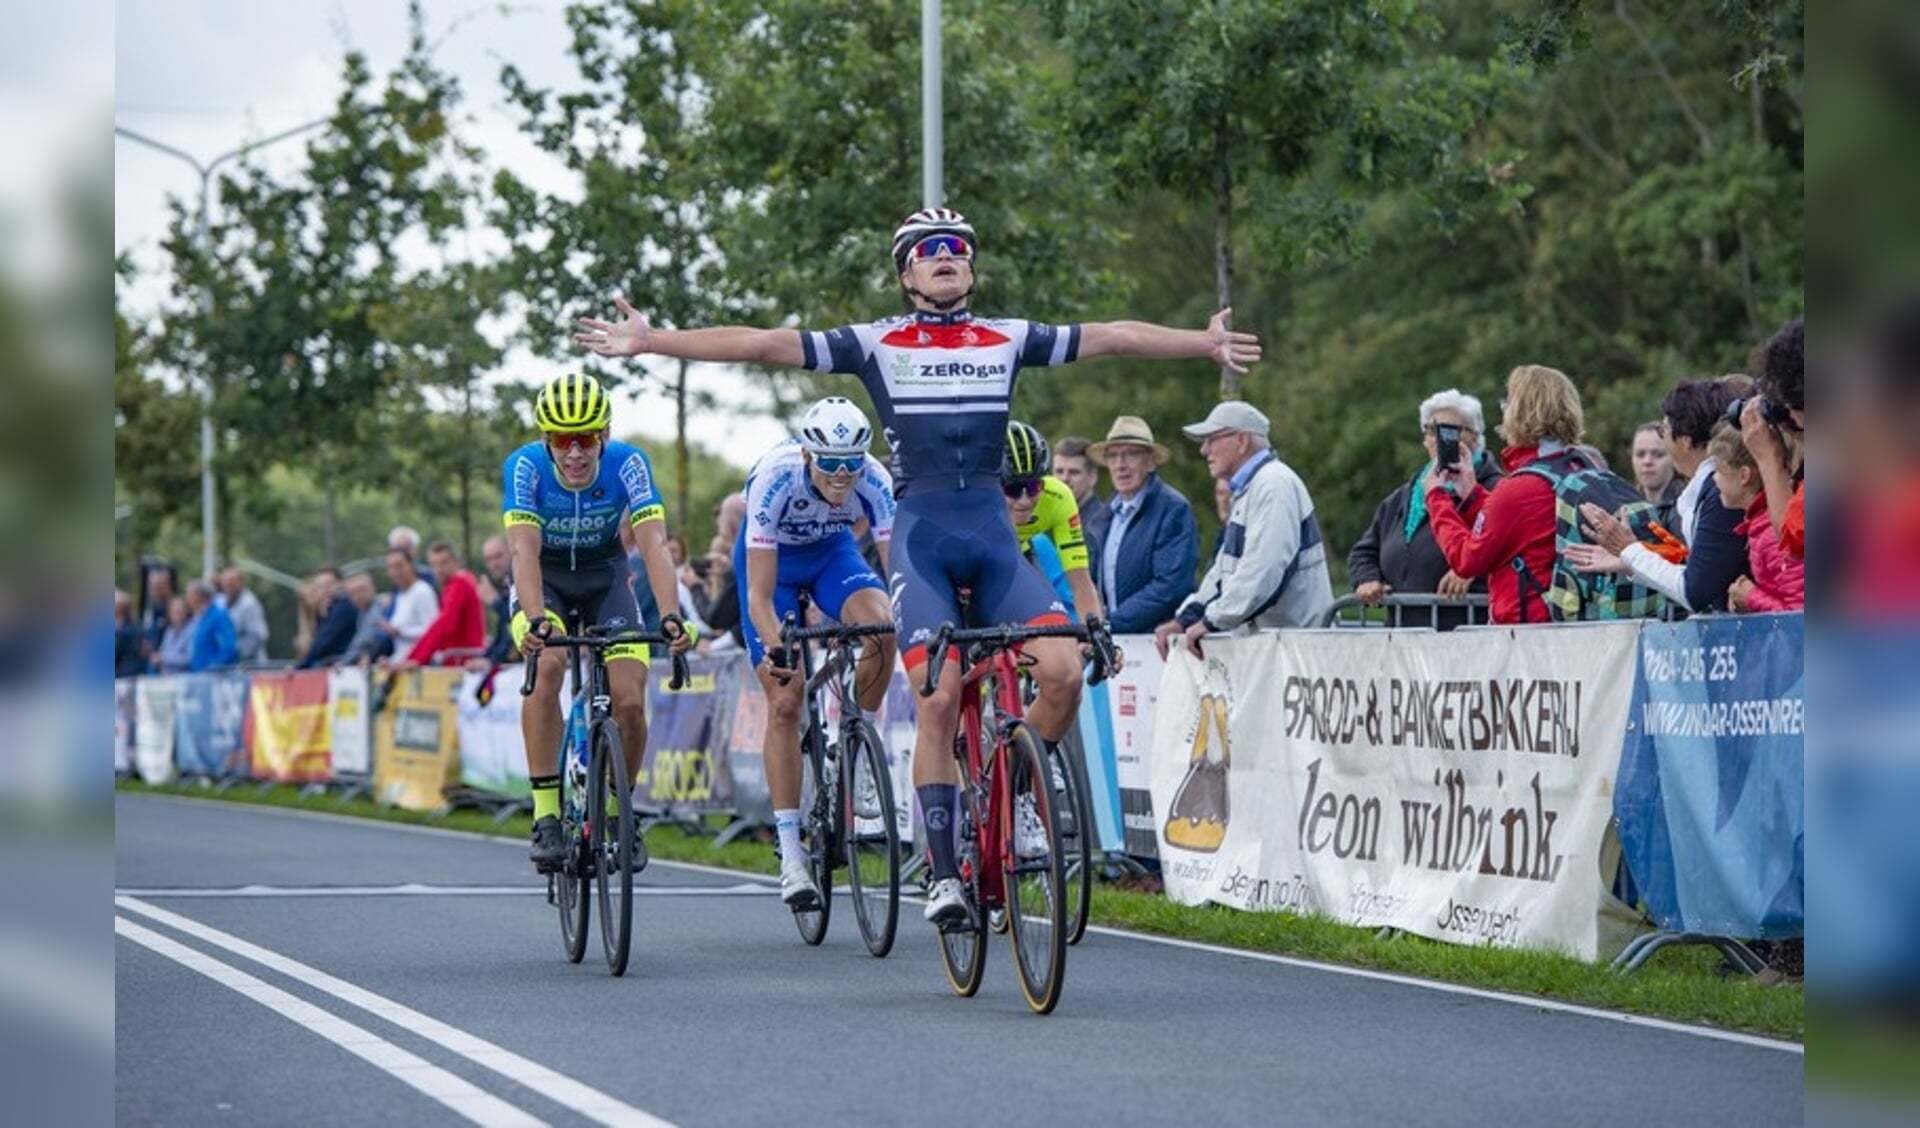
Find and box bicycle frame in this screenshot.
[949,645,1029,911]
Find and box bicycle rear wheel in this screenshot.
[590,718,634,977]
[1050,734,1094,946]
[792,726,833,946]
[557,776,590,965]
[842,720,899,958]
[937,784,987,997]
[1004,721,1066,1014]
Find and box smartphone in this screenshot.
[1434,422,1463,469]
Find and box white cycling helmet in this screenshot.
[797,397,873,457]
[891,207,976,271]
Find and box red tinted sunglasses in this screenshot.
[909,234,973,262]
[1003,479,1043,500]
[547,431,604,454]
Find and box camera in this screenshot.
[689,557,712,578]
[1433,422,1463,468]
[1725,394,1795,429]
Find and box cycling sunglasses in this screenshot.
[909,233,973,262]
[1003,479,1044,500]
[547,431,604,454]
[813,453,865,475]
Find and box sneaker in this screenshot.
[852,767,883,820]
[780,864,822,912]
[1015,794,1049,860]
[923,877,969,930]
[529,816,565,873]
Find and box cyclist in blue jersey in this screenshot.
[736,396,899,910]
[503,373,695,873]
[576,207,1259,927]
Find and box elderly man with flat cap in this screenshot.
[1088,415,1201,635]
[1155,401,1333,659]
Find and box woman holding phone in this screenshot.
[1345,389,1501,630]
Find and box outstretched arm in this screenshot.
[576,294,805,368]
[1077,308,1261,374]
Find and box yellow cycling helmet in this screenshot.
[536,373,612,432]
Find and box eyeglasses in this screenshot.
[909,234,973,263]
[1002,479,1043,500]
[812,453,865,475]
[547,431,604,454]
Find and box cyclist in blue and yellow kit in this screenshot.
[576,208,1258,926]
[503,373,695,872]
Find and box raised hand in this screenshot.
[574,294,653,358]
[1206,308,1262,374]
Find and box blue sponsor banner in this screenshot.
[635,654,732,812]
[173,671,251,778]
[1617,613,1804,939]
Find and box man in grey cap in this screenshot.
[1155,401,1333,658]
[1088,415,1200,635]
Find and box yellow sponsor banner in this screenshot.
[373,667,464,811]
[247,670,334,783]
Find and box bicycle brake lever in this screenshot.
[669,651,690,691]
[520,656,539,696]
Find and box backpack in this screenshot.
[1510,449,1670,622]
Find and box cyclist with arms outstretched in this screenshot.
[504,373,695,874]
[576,208,1258,928]
[735,396,900,911]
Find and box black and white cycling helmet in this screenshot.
[797,396,873,456]
[891,207,976,272]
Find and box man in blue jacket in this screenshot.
[185,579,238,671]
[298,567,359,669]
[1088,416,1200,634]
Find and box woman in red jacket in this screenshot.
[1424,364,1586,625]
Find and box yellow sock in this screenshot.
[531,776,560,821]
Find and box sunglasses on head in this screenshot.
[547,431,604,453]
[813,453,865,475]
[909,234,973,263]
[1003,479,1043,500]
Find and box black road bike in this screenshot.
[522,624,688,977]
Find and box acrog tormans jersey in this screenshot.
[501,439,665,567]
[800,310,1081,496]
[1012,475,1089,572]
[742,439,896,551]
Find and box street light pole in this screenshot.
[115,118,331,579]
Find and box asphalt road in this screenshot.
[116,793,1802,1126]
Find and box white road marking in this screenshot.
[116,916,546,1127]
[116,897,677,1127]
[1076,924,1805,1055]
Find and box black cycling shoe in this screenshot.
[625,829,649,874]
[529,816,566,873]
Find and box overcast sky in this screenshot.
[113,0,786,465]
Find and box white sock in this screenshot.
[774,809,803,869]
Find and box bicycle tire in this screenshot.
[1004,721,1066,1014]
[841,720,899,958]
[1051,734,1094,946]
[937,782,987,998]
[590,717,634,977]
[792,724,833,946]
[557,758,590,966]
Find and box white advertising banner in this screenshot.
[457,668,533,798]
[1106,635,1166,859]
[1152,624,1639,960]
[134,676,181,784]
[328,666,372,776]
[115,680,136,775]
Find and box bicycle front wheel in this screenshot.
[590,718,634,977]
[792,727,833,946]
[1004,721,1066,1014]
[842,720,899,958]
[1050,733,1094,946]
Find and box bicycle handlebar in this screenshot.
[781,621,897,645]
[918,620,1112,697]
[519,628,691,696]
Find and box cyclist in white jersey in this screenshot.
[734,397,898,910]
[576,207,1259,929]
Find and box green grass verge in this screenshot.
[118,778,1802,1040]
